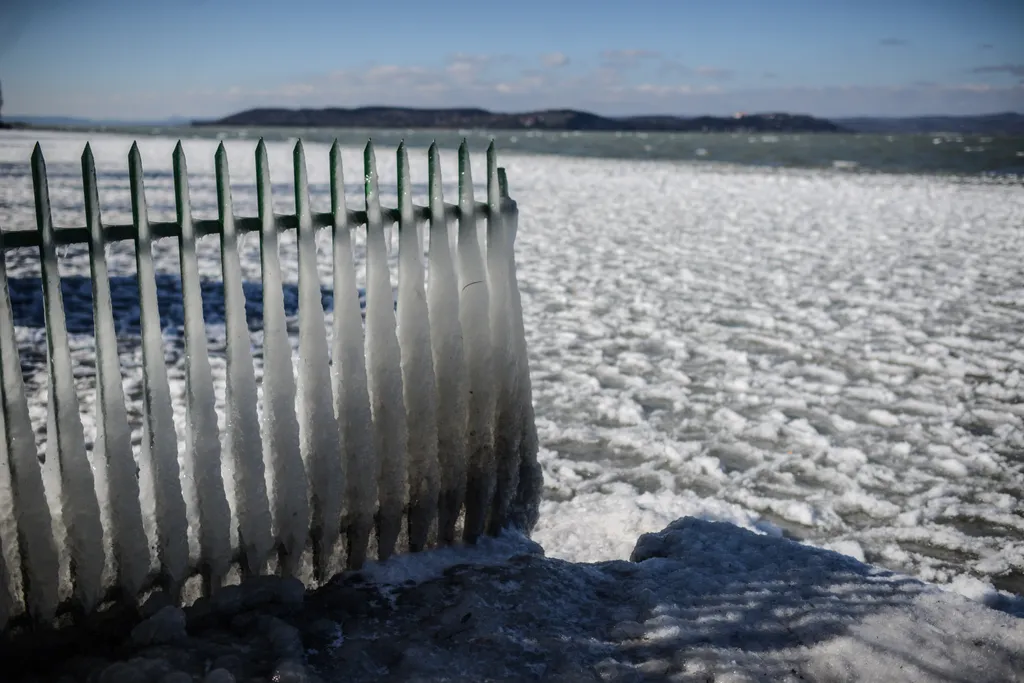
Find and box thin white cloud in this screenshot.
[600,49,661,69]
[693,66,734,80]
[541,52,569,68]
[971,63,1024,77]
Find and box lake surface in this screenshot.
[26,124,1024,177]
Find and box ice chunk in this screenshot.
[329,141,376,569]
[363,141,408,561]
[426,143,468,545]
[456,141,495,544]
[85,144,152,598]
[484,143,521,536]
[34,145,106,611]
[396,143,439,552]
[173,143,232,591]
[292,141,339,579]
[215,144,274,576]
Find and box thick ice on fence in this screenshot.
[215,144,274,576]
[426,143,468,545]
[485,143,520,535]
[293,141,340,579]
[130,144,192,595]
[329,141,376,570]
[35,146,107,611]
[173,143,232,589]
[0,201,60,626]
[396,143,440,552]
[0,135,543,625]
[85,144,152,598]
[363,141,408,561]
[503,197,542,533]
[255,141,309,579]
[456,141,496,543]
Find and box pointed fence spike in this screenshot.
[485,140,520,536]
[0,219,60,623]
[83,142,150,600]
[130,146,190,599]
[292,137,339,581]
[330,141,376,570]
[34,143,106,612]
[216,144,274,578]
[396,143,439,553]
[455,139,497,544]
[427,143,468,545]
[174,142,232,593]
[254,136,307,579]
[363,138,407,561]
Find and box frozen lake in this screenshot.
[1,129,1022,609]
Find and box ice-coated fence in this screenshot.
[0,138,541,630]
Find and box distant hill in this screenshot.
[836,112,1024,135]
[6,115,192,127]
[192,107,846,133]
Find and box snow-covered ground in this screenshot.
[1,129,1022,616]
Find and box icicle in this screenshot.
[174,143,232,592]
[363,141,408,561]
[500,170,542,533]
[485,142,521,536]
[84,144,151,600]
[215,143,273,577]
[292,141,338,580]
[456,141,495,544]
[396,143,439,552]
[426,143,468,546]
[129,143,189,598]
[329,141,376,570]
[255,140,306,579]
[33,145,106,612]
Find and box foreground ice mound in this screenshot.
[3,516,1020,682]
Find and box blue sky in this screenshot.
[2,0,1022,119]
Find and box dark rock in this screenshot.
[319,586,372,616]
[140,592,176,620]
[124,656,174,681]
[185,596,216,630]
[158,673,193,683]
[269,660,319,683]
[203,668,236,683]
[229,611,260,635]
[210,586,244,617]
[299,618,342,645]
[277,578,306,607]
[130,607,187,647]
[256,616,304,661]
[211,654,246,680]
[97,662,148,683]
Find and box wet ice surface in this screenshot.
[1,130,1022,608]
